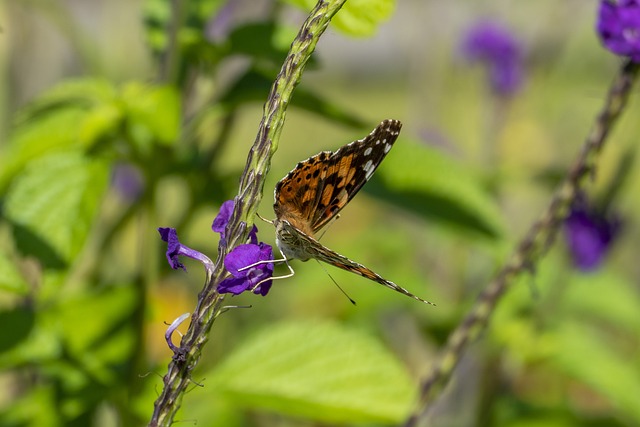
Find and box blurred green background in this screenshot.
[1,0,639,426]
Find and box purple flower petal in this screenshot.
[489,60,523,96]
[219,242,274,296]
[158,227,212,271]
[212,199,236,237]
[248,225,259,245]
[597,0,640,62]
[218,276,252,295]
[158,227,187,271]
[224,244,263,276]
[111,162,145,201]
[564,197,621,271]
[460,20,524,96]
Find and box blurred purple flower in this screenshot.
[205,0,235,43]
[461,21,524,96]
[597,0,640,62]
[219,243,274,296]
[111,163,144,201]
[158,227,212,271]
[564,196,621,271]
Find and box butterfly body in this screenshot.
[272,119,434,305]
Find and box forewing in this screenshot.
[273,150,331,234]
[309,119,402,232]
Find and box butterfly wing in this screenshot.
[277,220,434,305]
[273,149,332,236]
[309,119,402,232]
[273,119,402,236]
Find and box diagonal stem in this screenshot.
[148,1,347,426]
[405,59,639,426]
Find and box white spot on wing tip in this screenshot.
[384,143,392,153]
[363,159,374,179]
[364,146,373,156]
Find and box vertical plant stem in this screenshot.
[148,1,346,426]
[405,59,639,426]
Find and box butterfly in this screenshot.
[266,119,434,305]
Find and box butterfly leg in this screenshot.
[237,258,288,271]
[249,251,296,292]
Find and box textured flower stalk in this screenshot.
[405,59,639,426]
[148,1,347,425]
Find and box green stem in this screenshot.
[148,1,346,425]
[405,59,639,426]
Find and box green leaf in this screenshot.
[564,272,640,335]
[0,384,60,427]
[4,152,109,268]
[368,138,504,239]
[0,252,29,294]
[286,0,396,37]
[0,108,86,191]
[219,69,366,127]
[55,285,139,383]
[77,103,123,146]
[209,321,416,424]
[227,22,289,63]
[121,82,180,147]
[0,306,35,353]
[552,321,640,424]
[0,79,120,191]
[14,78,117,123]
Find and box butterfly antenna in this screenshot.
[256,212,274,225]
[315,260,357,306]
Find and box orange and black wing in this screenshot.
[273,119,402,234]
[309,119,401,232]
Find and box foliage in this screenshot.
[0,1,639,427]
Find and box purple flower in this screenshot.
[218,243,274,296]
[161,199,274,295]
[211,199,275,295]
[158,227,212,271]
[564,196,621,271]
[111,162,144,201]
[461,21,524,96]
[597,0,640,62]
[212,199,258,244]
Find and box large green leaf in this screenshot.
[55,284,139,384]
[368,138,504,239]
[4,152,109,268]
[0,79,119,191]
[0,108,87,191]
[209,320,416,424]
